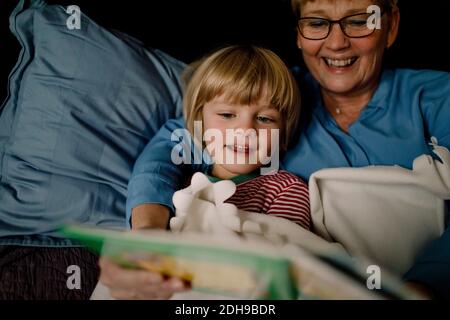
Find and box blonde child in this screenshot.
[180,45,310,229]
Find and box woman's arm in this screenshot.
[420,71,450,148]
[404,226,450,299]
[126,117,211,228]
[406,71,450,298]
[99,117,209,299]
[131,204,170,230]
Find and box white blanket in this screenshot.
[310,142,450,276]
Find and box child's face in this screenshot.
[202,94,281,179]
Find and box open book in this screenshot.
[60,225,421,300]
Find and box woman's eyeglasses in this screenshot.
[297,12,385,40]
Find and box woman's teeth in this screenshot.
[325,58,356,67]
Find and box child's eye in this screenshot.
[218,113,235,119]
[257,116,275,124]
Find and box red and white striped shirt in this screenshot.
[224,170,311,230]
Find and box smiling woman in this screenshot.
[106,0,450,300]
[294,0,400,131]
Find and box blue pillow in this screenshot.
[0,0,185,244]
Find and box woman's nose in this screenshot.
[325,23,351,50]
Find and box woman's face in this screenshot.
[297,0,399,97]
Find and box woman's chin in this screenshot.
[321,79,362,96]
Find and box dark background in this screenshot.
[1,0,449,105]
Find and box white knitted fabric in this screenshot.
[170,172,342,255]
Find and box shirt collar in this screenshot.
[206,169,260,185]
[368,69,393,109]
[308,69,393,117]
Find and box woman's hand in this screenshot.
[100,204,187,300]
[99,257,189,300]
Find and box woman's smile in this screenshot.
[322,56,359,74]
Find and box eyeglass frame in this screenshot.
[296,11,386,40]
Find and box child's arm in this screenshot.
[266,175,311,230]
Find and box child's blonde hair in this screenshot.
[183,45,300,152]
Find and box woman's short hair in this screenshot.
[183,45,301,152]
[291,0,399,17]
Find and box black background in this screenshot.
[1,0,450,105]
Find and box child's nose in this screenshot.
[234,123,258,144]
[237,117,256,131]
